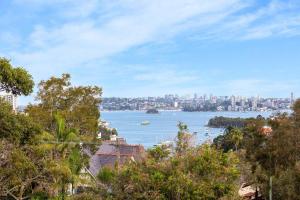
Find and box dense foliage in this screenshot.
[0,99,41,145]
[213,101,300,199]
[213,127,243,152]
[0,58,34,95]
[0,65,100,199]
[146,108,159,114]
[26,74,102,138]
[207,116,261,128]
[97,123,240,200]
[0,101,91,199]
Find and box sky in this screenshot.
[0,0,300,105]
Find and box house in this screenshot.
[88,139,145,177]
[260,125,273,137]
[238,183,263,200]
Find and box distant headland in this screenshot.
[146,108,159,114]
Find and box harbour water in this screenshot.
[101,111,274,148]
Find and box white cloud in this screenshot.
[9,0,246,76]
[134,70,199,85]
[9,0,300,72]
[3,0,300,104]
[189,0,300,41]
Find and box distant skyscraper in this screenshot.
[291,92,294,105]
[211,96,217,104]
[241,97,246,108]
[252,97,258,110]
[210,94,213,101]
[194,93,198,100]
[231,95,236,108]
[203,94,207,102]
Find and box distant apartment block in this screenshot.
[0,92,17,111]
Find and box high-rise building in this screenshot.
[209,94,213,101]
[291,92,294,105]
[241,97,246,108]
[194,93,198,100]
[0,92,17,111]
[211,96,217,104]
[203,94,207,102]
[231,95,236,109]
[251,97,258,110]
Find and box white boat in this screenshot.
[141,120,150,125]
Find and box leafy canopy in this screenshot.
[0,57,34,96]
[98,123,240,200]
[26,74,102,137]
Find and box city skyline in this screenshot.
[1,0,300,105]
[102,92,296,99]
[101,93,294,112]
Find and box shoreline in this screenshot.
[100,109,290,113]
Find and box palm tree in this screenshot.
[52,114,81,198]
[230,128,243,151]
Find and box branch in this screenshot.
[7,191,19,200]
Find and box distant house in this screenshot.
[260,125,273,136]
[238,183,263,200]
[89,139,145,177]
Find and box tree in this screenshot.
[49,115,83,198]
[98,124,240,200]
[230,128,243,151]
[213,127,244,152]
[0,138,51,200]
[148,144,170,161]
[0,57,34,96]
[238,99,300,199]
[26,74,102,138]
[175,122,195,154]
[0,63,95,199]
[0,99,41,145]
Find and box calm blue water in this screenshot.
[101,111,273,148]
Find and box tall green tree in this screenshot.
[175,122,195,155]
[230,128,243,151]
[26,74,102,138]
[0,57,34,95]
[0,99,41,144]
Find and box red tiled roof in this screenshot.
[88,142,145,176]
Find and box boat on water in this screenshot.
[141,120,150,125]
[205,128,210,136]
[98,120,110,127]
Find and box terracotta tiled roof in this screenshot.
[260,126,273,136]
[88,142,145,177]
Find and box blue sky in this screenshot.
[0,0,300,105]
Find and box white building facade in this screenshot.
[0,91,17,111]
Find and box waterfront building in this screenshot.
[174,101,178,108]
